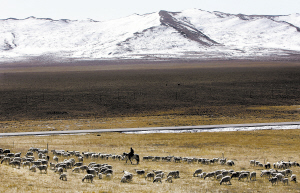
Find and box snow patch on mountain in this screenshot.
[0,9,300,62]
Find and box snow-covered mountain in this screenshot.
[1,9,300,62]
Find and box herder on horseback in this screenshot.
[123,147,139,165]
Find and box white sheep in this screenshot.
[167,171,180,179]
[238,173,249,181]
[199,172,207,178]
[193,169,203,177]
[59,174,67,181]
[153,177,162,183]
[72,167,80,173]
[29,165,37,172]
[220,176,231,185]
[165,176,173,183]
[55,167,64,175]
[269,177,278,185]
[106,173,112,180]
[282,178,289,185]
[291,174,297,183]
[82,174,94,183]
[145,172,155,181]
[250,172,256,181]
[275,173,284,181]
[37,165,47,174]
[53,156,58,163]
[216,174,223,180]
[155,172,164,179]
[134,169,145,177]
[204,172,215,180]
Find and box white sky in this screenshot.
[0,0,299,21]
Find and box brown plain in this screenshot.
[0,60,300,192]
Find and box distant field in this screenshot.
[0,129,300,192]
[0,60,300,131]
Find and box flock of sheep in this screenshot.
[0,147,298,188]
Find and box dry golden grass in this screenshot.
[1,128,300,192]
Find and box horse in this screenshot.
[123,152,140,165]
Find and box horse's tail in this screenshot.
[136,155,140,165]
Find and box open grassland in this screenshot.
[0,60,300,132]
[0,129,300,192]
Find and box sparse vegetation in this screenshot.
[1,129,300,192]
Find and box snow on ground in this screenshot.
[123,125,300,134]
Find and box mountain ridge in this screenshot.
[1,9,300,62]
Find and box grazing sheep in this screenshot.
[220,158,227,165]
[226,160,235,166]
[135,169,145,177]
[14,152,21,157]
[220,176,231,185]
[250,160,255,166]
[82,174,94,183]
[238,173,249,181]
[165,176,173,183]
[49,162,56,170]
[156,172,165,179]
[231,172,240,179]
[3,149,10,154]
[29,165,37,172]
[275,173,284,181]
[74,162,83,167]
[153,170,163,175]
[261,170,272,179]
[199,172,207,178]
[106,173,112,180]
[265,162,271,169]
[285,169,293,176]
[87,168,98,176]
[269,177,278,185]
[9,160,21,169]
[22,161,31,169]
[80,165,89,172]
[221,171,231,177]
[121,173,133,183]
[174,157,182,163]
[78,157,83,162]
[1,157,11,164]
[145,172,155,181]
[37,165,47,174]
[53,156,58,163]
[25,152,33,157]
[55,167,64,175]
[291,174,297,183]
[167,171,180,179]
[276,170,286,177]
[153,177,162,183]
[282,178,289,185]
[102,169,113,176]
[216,174,223,180]
[72,167,80,173]
[204,172,215,180]
[250,172,256,181]
[121,176,130,183]
[32,161,42,166]
[193,169,203,177]
[98,173,103,179]
[59,174,67,181]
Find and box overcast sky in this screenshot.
[1,0,299,21]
